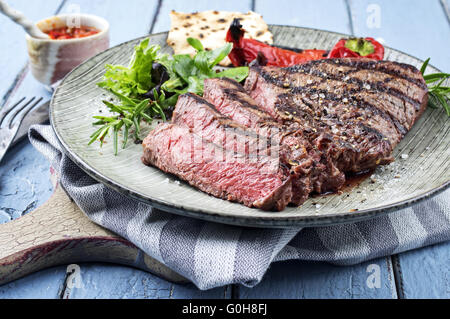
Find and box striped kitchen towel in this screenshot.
[29,124,450,290]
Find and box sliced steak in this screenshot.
[141,58,428,211]
[204,77,282,129]
[172,92,280,159]
[244,58,428,172]
[172,92,312,205]
[203,77,345,197]
[142,123,292,211]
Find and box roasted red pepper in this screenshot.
[327,37,384,60]
[226,19,327,67]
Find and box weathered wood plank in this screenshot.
[0,139,53,223]
[62,264,231,299]
[442,0,450,21]
[347,0,450,70]
[240,258,397,299]
[0,0,68,290]
[0,179,187,287]
[255,0,352,34]
[395,242,450,299]
[0,266,66,299]
[0,0,62,103]
[152,0,253,33]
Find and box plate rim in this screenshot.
[50,25,450,228]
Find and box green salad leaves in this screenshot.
[92,38,249,154]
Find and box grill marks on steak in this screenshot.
[172,93,279,158]
[203,78,314,203]
[203,78,345,199]
[204,77,281,129]
[173,92,312,205]
[244,58,428,172]
[142,58,428,211]
[246,58,428,137]
[142,123,292,211]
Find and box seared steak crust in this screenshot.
[244,58,428,172]
[204,77,281,128]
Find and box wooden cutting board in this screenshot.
[0,170,187,285]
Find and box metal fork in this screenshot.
[0,97,43,163]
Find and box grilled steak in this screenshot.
[244,58,428,172]
[172,92,281,159]
[142,123,293,211]
[141,58,428,211]
[172,92,312,205]
[204,77,282,129]
[203,78,345,198]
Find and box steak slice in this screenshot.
[204,77,282,129]
[244,58,428,172]
[172,92,280,159]
[142,123,293,211]
[203,77,345,197]
[172,92,312,205]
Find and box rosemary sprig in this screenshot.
[89,89,172,155]
[420,58,450,116]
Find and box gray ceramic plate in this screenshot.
[50,25,450,228]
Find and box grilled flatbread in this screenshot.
[167,10,273,66]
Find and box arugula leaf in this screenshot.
[187,37,204,51]
[193,50,213,75]
[214,67,249,82]
[186,76,204,95]
[173,54,196,82]
[97,40,166,98]
[208,43,233,68]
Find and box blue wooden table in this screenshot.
[0,0,449,299]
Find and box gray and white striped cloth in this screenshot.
[29,124,450,290]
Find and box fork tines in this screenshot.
[0,97,43,163]
[0,97,43,128]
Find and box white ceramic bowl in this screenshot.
[26,14,109,85]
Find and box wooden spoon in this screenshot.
[0,0,49,39]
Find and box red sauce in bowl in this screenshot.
[46,26,100,40]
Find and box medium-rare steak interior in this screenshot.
[142,58,428,211]
[142,123,293,211]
